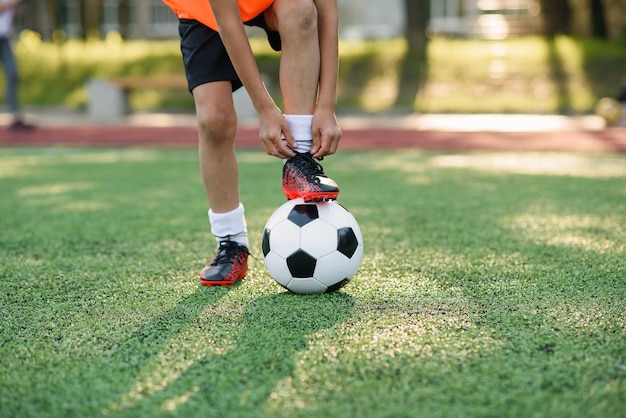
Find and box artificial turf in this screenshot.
[1,148,624,417]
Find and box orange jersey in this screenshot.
[163,0,275,31]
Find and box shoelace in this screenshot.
[290,153,327,183]
[212,242,248,266]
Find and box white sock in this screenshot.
[284,114,313,154]
[208,203,248,249]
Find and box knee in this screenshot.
[276,0,318,36]
[197,108,237,147]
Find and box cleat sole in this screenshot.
[199,273,246,287]
[199,279,242,287]
[284,190,339,202]
[199,267,247,287]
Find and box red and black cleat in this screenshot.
[282,152,340,202]
[199,241,249,286]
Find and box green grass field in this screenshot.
[1,148,625,418]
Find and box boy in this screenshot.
[163,0,342,286]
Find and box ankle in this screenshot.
[209,204,248,248]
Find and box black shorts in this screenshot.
[178,14,281,92]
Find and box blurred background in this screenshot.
[3,0,626,116]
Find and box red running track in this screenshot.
[2,125,626,153]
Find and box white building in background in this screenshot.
[56,0,177,38]
[337,0,405,40]
[429,0,540,39]
[336,0,540,41]
[16,0,540,40]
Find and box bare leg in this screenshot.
[193,81,249,285]
[266,0,341,202]
[265,0,320,114]
[192,81,240,214]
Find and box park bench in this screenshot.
[87,75,258,122]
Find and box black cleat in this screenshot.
[282,152,340,202]
[199,241,249,286]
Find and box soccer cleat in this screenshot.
[282,152,340,202]
[199,241,249,286]
[7,119,36,133]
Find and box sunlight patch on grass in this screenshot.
[58,200,110,212]
[364,152,431,178]
[16,192,109,212]
[237,152,276,164]
[547,232,618,251]
[0,160,28,179]
[53,150,164,165]
[339,318,476,359]
[0,150,164,178]
[161,389,199,412]
[110,329,222,413]
[17,182,95,196]
[429,153,626,177]
[505,213,624,253]
[263,303,505,416]
[103,289,242,414]
[544,300,623,331]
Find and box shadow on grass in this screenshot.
[112,292,355,416]
[6,287,231,417]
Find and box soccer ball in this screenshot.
[595,97,621,125]
[262,198,363,294]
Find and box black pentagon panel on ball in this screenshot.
[337,227,358,258]
[287,204,319,227]
[261,228,271,257]
[286,250,317,278]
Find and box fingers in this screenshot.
[282,128,297,151]
[311,127,342,159]
[258,111,342,159]
[258,111,296,159]
[260,132,295,159]
[261,138,294,158]
[309,112,342,159]
[310,133,321,156]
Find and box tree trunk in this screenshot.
[30,0,57,40]
[540,0,571,37]
[405,0,429,54]
[395,0,430,109]
[118,0,132,39]
[81,0,104,38]
[590,0,608,38]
